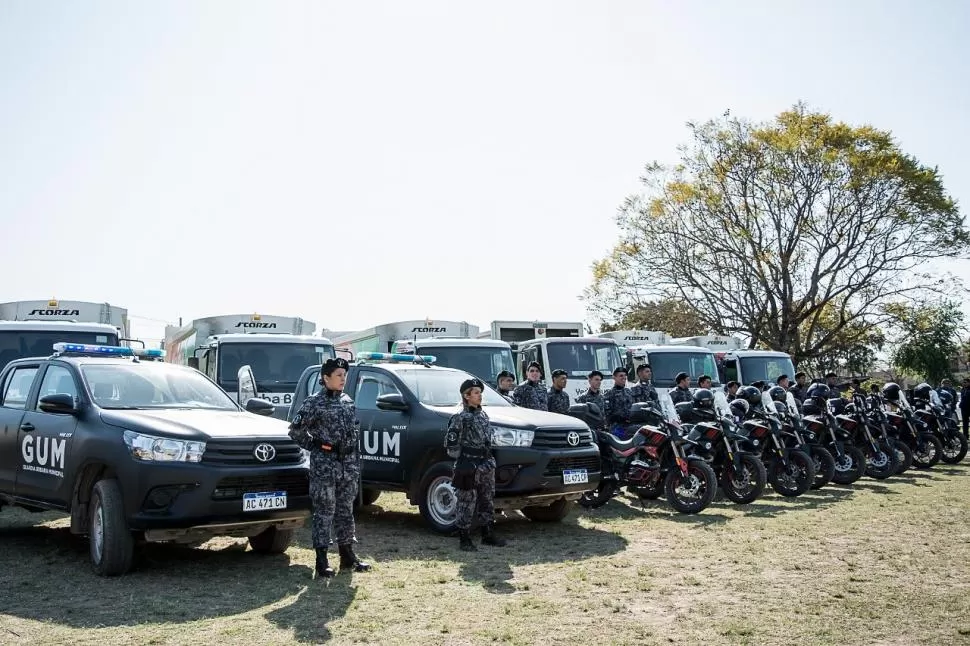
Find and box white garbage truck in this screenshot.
[163,313,333,418]
[333,320,480,356]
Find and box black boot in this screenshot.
[315,547,335,578]
[338,544,372,572]
[481,522,507,547]
[459,529,477,551]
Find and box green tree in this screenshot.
[585,103,967,365]
[600,299,708,337]
[888,301,964,384]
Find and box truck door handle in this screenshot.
[20,422,35,432]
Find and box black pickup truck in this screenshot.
[0,344,311,576]
[286,359,602,533]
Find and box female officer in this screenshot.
[289,357,372,578]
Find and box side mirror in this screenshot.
[39,393,78,415]
[245,397,276,416]
[187,357,200,370]
[237,365,258,404]
[376,393,408,412]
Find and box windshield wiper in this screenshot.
[100,405,144,410]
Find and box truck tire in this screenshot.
[248,527,294,554]
[417,462,459,534]
[89,479,135,577]
[521,498,570,522]
[361,488,381,506]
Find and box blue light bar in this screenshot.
[53,343,134,356]
[357,351,436,363]
[134,348,166,359]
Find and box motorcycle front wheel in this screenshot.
[664,460,717,514]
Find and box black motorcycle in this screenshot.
[864,392,913,474]
[767,392,837,491]
[675,401,767,505]
[910,390,968,465]
[801,397,867,485]
[739,402,816,497]
[879,383,943,469]
[839,393,898,480]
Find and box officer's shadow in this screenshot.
[265,572,357,643]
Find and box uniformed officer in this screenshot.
[669,372,692,404]
[697,374,713,389]
[603,367,634,435]
[288,357,372,578]
[496,370,516,400]
[630,364,659,405]
[444,378,507,551]
[512,362,548,411]
[547,369,570,414]
[577,370,607,429]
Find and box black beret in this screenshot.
[551,369,568,378]
[613,367,627,376]
[460,378,484,394]
[322,357,349,375]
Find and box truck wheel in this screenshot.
[417,463,459,534]
[361,488,381,506]
[89,479,135,576]
[248,527,294,554]
[521,498,570,522]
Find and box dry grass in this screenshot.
[2,465,970,645]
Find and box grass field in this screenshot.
[2,464,970,646]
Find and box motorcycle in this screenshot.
[738,399,816,497]
[839,393,899,480]
[800,396,867,485]
[880,385,944,469]
[766,388,837,490]
[911,387,967,464]
[575,400,718,514]
[674,399,767,505]
[864,391,913,475]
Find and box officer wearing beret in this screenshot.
[444,378,507,551]
[577,370,607,430]
[547,369,571,414]
[288,357,372,578]
[669,372,693,404]
[495,370,516,402]
[513,361,549,411]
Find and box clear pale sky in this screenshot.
[2,0,968,344]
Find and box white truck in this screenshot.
[478,320,584,344]
[398,337,516,388]
[594,329,670,348]
[719,349,796,387]
[669,335,743,351]
[163,314,333,418]
[333,320,480,356]
[0,299,131,370]
[515,336,624,404]
[625,344,722,402]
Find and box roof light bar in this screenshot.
[357,351,436,364]
[53,343,134,356]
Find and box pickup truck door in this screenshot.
[15,363,79,506]
[351,368,409,484]
[0,364,41,492]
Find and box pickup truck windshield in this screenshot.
[218,342,335,391]
[0,330,118,371]
[395,369,512,407]
[82,364,239,410]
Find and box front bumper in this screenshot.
[491,446,601,507]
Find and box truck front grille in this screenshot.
[544,455,602,477]
[531,428,595,449]
[211,473,310,500]
[202,438,305,466]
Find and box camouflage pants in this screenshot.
[455,463,496,530]
[309,455,359,549]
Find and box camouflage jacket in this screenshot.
[604,385,634,423]
[669,387,693,405]
[288,389,360,463]
[547,388,571,415]
[444,406,495,465]
[576,388,607,428]
[630,381,659,405]
[513,380,548,411]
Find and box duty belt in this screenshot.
[318,442,354,460]
[460,446,491,460]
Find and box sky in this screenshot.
[2,0,969,345]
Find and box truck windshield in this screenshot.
[218,343,335,391]
[0,330,118,371]
[739,355,796,385]
[82,364,238,410]
[646,351,720,388]
[545,342,622,378]
[414,346,515,386]
[395,369,512,407]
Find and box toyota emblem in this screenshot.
[253,443,277,462]
[566,431,581,447]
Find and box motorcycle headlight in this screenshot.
[752,439,760,447]
[123,430,206,463]
[491,426,534,447]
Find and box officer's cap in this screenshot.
[588,370,603,379]
[636,363,650,373]
[551,369,567,379]
[675,372,689,382]
[322,357,349,376]
[613,367,628,376]
[526,361,542,372]
[460,378,485,395]
[496,370,515,381]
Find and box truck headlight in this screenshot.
[491,427,534,447]
[123,430,206,463]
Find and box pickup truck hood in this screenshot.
[426,405,588,431]
[100,408,291,440]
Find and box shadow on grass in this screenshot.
[264,574,357,643]
[0,518,313,629]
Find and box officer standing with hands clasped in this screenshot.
[288,357,372,578]
[445,377,507,551]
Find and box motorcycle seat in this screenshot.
[597,429,640,451]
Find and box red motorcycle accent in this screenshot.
[835,415,858,431]
[640,425,669,446]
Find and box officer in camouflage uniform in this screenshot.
[495,370,516,402]
[669,372,693,404]
[513,361,548,411]
[444,378,507,551]
[577,370,607,430]
[630,364,659,406]
[547,369,571,414]
[603,367,635,436]
[288,357,372,578]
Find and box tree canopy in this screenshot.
[888,301,964,384]
[585,103,967,365]
[599,299,707,337]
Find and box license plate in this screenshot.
[563,469,589,485]
[243,491,287,511]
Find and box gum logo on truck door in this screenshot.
[22,435,67,477]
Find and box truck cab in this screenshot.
[719,350,796,387]
[515,337,624,403]
[0,321,121,372]
[397,338,516,388]
[625,344,721,401]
